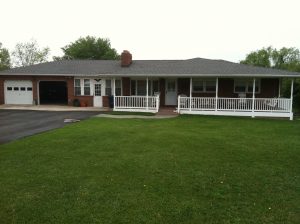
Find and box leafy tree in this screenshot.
[240,46,300,71]
[240,47,273,68]
[0,42,10,71]
[240,46,300,110]
[12,39,50,67]
[271,47,300,72]
[56,36,119,60]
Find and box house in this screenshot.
[0,50,299,120]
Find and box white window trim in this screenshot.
[74,78,92,96]
[192,79,216,93]
[114,79,122,96]
[130,79,159,96]
[234,79,261,94]
[105,79,112,96]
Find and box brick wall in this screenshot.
[177,78,280,98]
[102,96,109,107]
[0,75,280,107]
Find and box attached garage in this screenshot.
[39,81,68,105]
[4,80,33,105]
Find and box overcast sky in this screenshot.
[1,0,300,62]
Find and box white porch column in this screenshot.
[189,77,192,111]
[278,78,281,97]
[290,79,294,120]
[215,77,218,111]
[113,78,116,109]
[251,78,256,118]
[146,77,149,111]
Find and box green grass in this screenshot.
[0,116,299,224]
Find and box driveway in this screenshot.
[0,110,100,144]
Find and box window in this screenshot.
[94,84,101,96]
[193,80,204,92]
[74,78,91,96]
[75,79,81,96]
[131,80,136,95]
[14,87,19,91]
[20,87,26,91]
[27,87,32,91]
[137,80,146,95]
[84,79,90,95]
[152,80,159,94]
[234,79,260,93]
[205,80,216,92]
[192,79,216,92]
[105,79,112,96]
[234,80,246,93]
[115,79,122,96]
[130,79,159,95]
[7,87,12,91]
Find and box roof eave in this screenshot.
[0,73,299,78]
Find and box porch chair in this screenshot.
[264,98,278,109]
[238,93,247,104]
[153,91,161,97]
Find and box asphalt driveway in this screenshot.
[0,110,99,144]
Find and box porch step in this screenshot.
[157,107,178,115]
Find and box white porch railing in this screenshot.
[114,95,160,113]
[178,96,292,119]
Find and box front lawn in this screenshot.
[0,116,299,223]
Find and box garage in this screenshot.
[39,81,68,105]
[4,80,33,105]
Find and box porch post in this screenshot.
[278,78,281,97]
[113,78,116,109]
[215,77,218,111]
[189,77,192,111]
[251,78,256,118]
[146,77,149,111]
[290,79,294,120]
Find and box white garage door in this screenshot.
[4,80,33,105]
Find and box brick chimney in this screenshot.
[121,50,132,67]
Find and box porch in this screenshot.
[178,97,292,119]
[112,77,295,120]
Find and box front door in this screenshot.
[165,79,177,105]
[93,83,102,107]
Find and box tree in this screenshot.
[271,47,300,72]
[240,46,300,109]
[56,36,119,60]
[240,47,273,68]
[240,46,300,71]
[12,39,50,67]
[0,42,10,71]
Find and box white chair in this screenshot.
[238,93,247,104]
[153,91,161,97]
[265,98,278,108]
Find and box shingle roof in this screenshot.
[1,58,300,77]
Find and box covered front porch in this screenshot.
[112,76,295,120]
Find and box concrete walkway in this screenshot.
[0,105,109,112]
[95,114,178,119]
